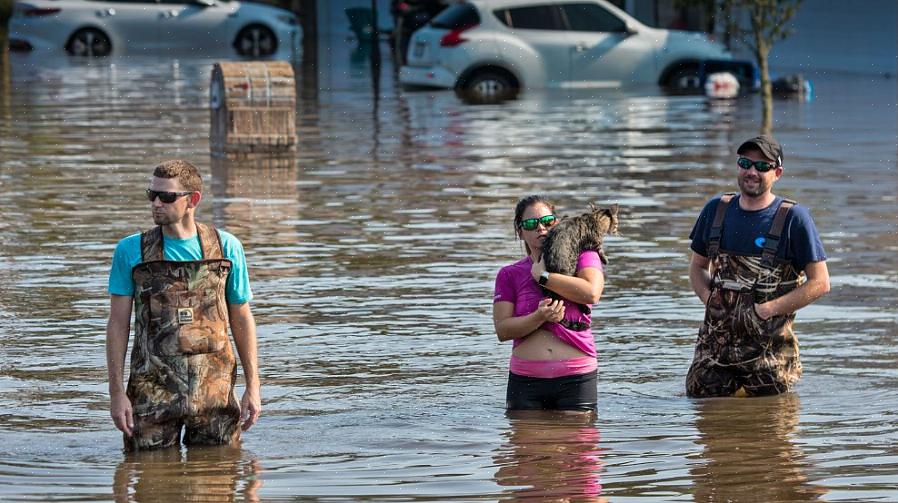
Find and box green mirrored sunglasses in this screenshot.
[520,214,558,231]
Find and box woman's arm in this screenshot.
[530,256,604,306]
[493,299,564,342]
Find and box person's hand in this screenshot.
[754,302,773,321]
[531,254,547,282]
[240,386,262,431]
[536,298,565,323]
[110,392,134,437]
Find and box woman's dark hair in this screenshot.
[514,195,555,254]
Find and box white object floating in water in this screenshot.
[704,72,740,99]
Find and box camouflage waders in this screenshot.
[125,223,241,450]
[686,194,805,397]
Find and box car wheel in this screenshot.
[234,24,278,58]
[66,28,112,57]
[667,67,701,92]
[458,70,518,104]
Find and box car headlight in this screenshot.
[277,13,297,26]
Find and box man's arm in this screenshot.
[689,252,713,304]
[756,260,830,320]
[229,302,261,431]
[106,294,134,437]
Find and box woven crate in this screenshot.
[210,61,297,157]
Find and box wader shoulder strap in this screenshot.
[706,193,736,258]
[760,198,796,268]
[196,222,225,260]
[140,226,165,262]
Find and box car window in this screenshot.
[431,4,480,29]
[502,5,565,30]
[561,3,627,32]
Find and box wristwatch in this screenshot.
[538,271,550,286]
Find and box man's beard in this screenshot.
[153,212,175,225]
[738,174,769,197]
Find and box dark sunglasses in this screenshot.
[146,189,193,204]
[519,214,558,231]
[737,157,778,172]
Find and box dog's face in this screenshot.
[584,203,619,235]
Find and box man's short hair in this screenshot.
[153,159,203,192]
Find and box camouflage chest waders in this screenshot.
[686,194,805,397]
[125,223,241,450]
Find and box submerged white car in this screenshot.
[400,0,755,101]
[10,0,301,59]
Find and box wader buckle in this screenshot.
[719,280,751,292]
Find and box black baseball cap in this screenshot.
[737,135,783,166]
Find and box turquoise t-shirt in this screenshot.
[108,229,253,305]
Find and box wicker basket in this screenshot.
[210,61,297,157]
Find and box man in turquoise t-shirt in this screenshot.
[106,159,261,451]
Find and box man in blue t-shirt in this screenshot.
[106,159,260,450]
[686,135,830,397]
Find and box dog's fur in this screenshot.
[542,203,620,277]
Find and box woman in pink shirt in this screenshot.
[493,195,605,413]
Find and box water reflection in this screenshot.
[495,412,607,502]
[112,445,261,502]
[209,156,300,243]
[690,394,827,502]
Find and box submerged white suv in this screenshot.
[399,0,754,101]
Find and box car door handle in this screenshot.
[159,9,179,18]
[574,43,589,53]
[96,8,116,17]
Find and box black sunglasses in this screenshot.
[146,189,193,204]
[519,214,558,231]
[737,157,778,173]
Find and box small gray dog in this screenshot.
[542,203,620,313]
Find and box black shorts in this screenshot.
[506,370,597,412]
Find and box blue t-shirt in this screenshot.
[108,229,253,305]
[690,195,827,271]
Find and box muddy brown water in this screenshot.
[1,46,897,501]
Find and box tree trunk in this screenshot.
[1,0,11,53]
[751,7,773,135]
[0,0,11,116]
[298,0,317,67]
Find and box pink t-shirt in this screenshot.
[493,251,604,358]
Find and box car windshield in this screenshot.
[430,3,480,29]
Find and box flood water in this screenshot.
[1,41,897,501]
